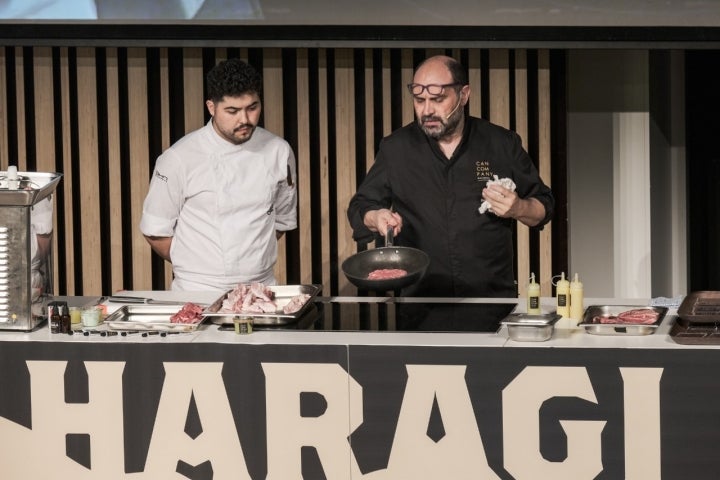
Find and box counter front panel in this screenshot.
[0,332,716,479]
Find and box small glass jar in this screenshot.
[81,306,103,328]
[69,307,82,325]
[233,316,254,335]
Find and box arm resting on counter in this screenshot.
[144,235,172,262]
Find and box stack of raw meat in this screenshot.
[219,283,310,315]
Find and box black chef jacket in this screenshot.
[348,116,554,302]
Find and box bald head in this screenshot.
[410,55,469,141]
[414,55,468,86]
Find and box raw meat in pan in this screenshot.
[367,268,408,280]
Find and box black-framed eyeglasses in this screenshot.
[407,83,460,96]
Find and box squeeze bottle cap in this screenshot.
[556,272,569,288]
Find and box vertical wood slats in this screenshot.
[14,48,26,171]
[59,49,74,293]
[318,49,331,299]
[107,48,125,293]
[537,50,553,296]
[76,47,102,293]
[158,49,174,289]
[335,49,357,298]
[32,47,59,289]
[514,50,531,296]
[0,46,553,325]
[296,49,313,286]
[263,48,289,285]
[0,48,6,168]
[467,50,482,118]
[127,48,151,290]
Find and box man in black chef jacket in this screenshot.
[347,55,554,331]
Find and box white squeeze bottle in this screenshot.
[527,273,541,314]
[556,272,570,318]
[569,273,584,322]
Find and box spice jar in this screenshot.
[233,316,254,335]
[69,307,82,329]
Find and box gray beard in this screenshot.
[419,110,462,140]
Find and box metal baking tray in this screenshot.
[677,291,720,323]
[579,305,668,336]
[501,313,561,342]
[104,305,206,332]
[204,284,322,325]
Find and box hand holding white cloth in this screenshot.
[479,175,516,214]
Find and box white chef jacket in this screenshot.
[140,121,297,291]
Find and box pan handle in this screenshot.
[385,226,394,247]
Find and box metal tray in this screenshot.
[104,304,206,332]
[677,291,720,323]
[579,305,668,336]
[204,284,322,325]
[501,313,561,342]
[0,171,62,206]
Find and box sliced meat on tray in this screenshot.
[283,294,311,314]
[170,302,205,324]
[594,308,659,325]
[219,282,312,315]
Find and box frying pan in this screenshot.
[342,228,430,291]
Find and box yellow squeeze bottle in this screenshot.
[527,273,541,314]
[556,272,570,318]
[569,273,584,322]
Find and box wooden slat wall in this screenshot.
[127,48,151,290]
[107,48,125,293]
[537,50,553,297]
[0,46,554,315]
[514,50,531,296]
[296,49,313,287]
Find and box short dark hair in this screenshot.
[444,57,468,86]
[206,58,263,103]
[416,56,468,87]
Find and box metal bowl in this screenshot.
[501,313,561,342]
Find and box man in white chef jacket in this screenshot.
[140,58,298,291]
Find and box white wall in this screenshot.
[566,50,686,298]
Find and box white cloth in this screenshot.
[140,120,297,292]
[478,175,517,215]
